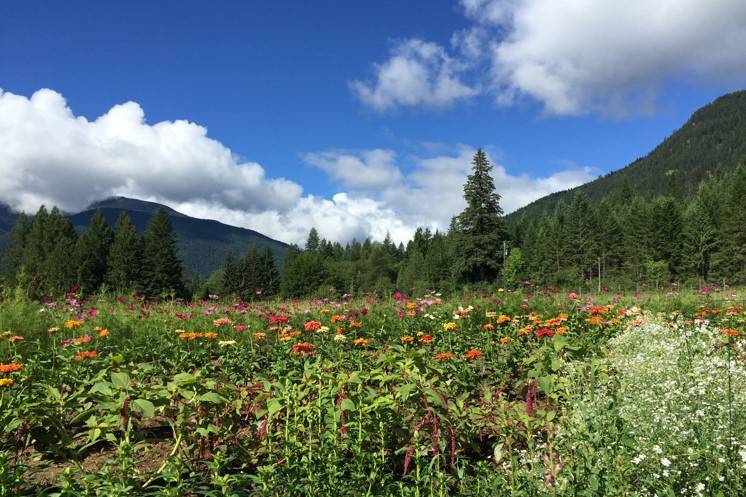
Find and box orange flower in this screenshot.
[482,323,495,331]
[203,332,218,340]
[406,302,417,310]
[98,329,110,338]
[348,321,362,330]
[435,352,455,361]
[400,335,415,343]
[419,334,433,344]
[496,315,511,325]
[213,317,234,327]
[721,328,739,337]
[75,350,98,361]
[291,342,315,356]
[0,363,23,374]
[353,338,369,346]
[304,321,322,332]
[65,320,83,329]
[8,336,24,343]
[586,316,604,325]
[253,332,267,340]
[556,326,568,335]
[465,348,482,360]
[330,314,345,323]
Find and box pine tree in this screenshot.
[105,213,144,291]
[1,214,31,285]
[22,206,50,277]
[142,208,186,298]
[306,228,320,252]
[43,208,78,295]
[682,195,718,282]
[259,246,280,297]
[453,149,505,283]
[222,252,239,296]
[76,210,114,293]
[237,246,260,301]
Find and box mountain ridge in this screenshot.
[0,197,289,278]
[507,90,746,221]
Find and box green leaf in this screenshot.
[267,399,282,417]
[172,372,199,386]
[552,335,569,352]
[110,372,130,390]
[340,399,356,411]
[551,358,562,372]
[131,398,156,418]
[90,382,113,396]
[197,392,224,404]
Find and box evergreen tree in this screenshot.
[76,209,113,293]
[682,195,718,282]
[452,149,505,283]
[305,228,320,252]
[105,213,144,291]
[221,252,239,296]
[237,245,261,301]
[43,208,78,295]
[142,208,186,298]
[22,206,50,277]
[2,214,31,285]
[259,246,280,297]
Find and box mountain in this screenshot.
[0,197,288,278]
[68,197,288,277]
[508,90,746,221]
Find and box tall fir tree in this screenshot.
[2,214,31,285]
[259,246,280,297]
[105,212,144,291]
[142,208,186,298]
[452,149,505,283]
[76,209,114,293]
[305,228,320,252]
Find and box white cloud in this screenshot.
[303,146,595,232]
[350,39,479,111]
[0,88,592,247]
[0,88,301,215]
[303,149,403,189]
[355,0,746,115]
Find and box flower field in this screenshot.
[1,290,745,496]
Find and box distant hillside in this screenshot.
[0,197,288,278]
[509,90,746,221]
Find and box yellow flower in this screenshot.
[496,315,511,325]
[499,336,511,346]
[442,322,458,332]
[0,378,14,388]
[219,340,236,347]
[406,302,417,310]
[98,329,109,338]
[65,320,83,329]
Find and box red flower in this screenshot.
[291,342,316,356]
[535,328,555,338]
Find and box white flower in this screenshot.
[333,334,347,342]
[632,454,646,464]
[653,445,663,454]
[661,457,671,467]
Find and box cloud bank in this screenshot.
[352,0,746,115]
[0,88,592,245]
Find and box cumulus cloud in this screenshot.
[355,0,746,114]
[303,146,595,231]
[350,39,479,111]
[0,88,592,246]
[0,88,301,215]
[303,149,403,189]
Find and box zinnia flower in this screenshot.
[0,363,23,374]
[304,321,322,332]
[353,338,369,346]
[442,322,458,332]
[435,352,455,361]
[75,350,98,361]
[291,342,315,356]
[465,348,482,360]
[0,378,14,387]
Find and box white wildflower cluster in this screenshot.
[556,315,746,496]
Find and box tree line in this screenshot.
[3,150,746,299]
[1,207,188,298]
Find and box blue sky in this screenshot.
[1,1,745,244]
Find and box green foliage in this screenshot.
[141,208,187,298]
[105,213,144,292]
[452,149,505,283]
[75,210,113,293]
